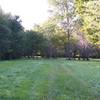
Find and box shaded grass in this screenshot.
[0,59,100,100]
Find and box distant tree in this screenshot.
[8,15,24,59]
[0,8,11,60]
[0,24,12,60]
[48,0,81,59]
[23,30,47,58]
[35,17,68,58]
[0,8,24,60]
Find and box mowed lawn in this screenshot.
[0,59,100,100]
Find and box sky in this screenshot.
[0,0,50,29]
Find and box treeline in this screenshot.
[0,9,43,60]
[0,8,63,60]
[0,8,100,60]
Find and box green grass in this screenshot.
[0,59,100,100]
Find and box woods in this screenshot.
[0,0,100,60]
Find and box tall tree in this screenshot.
[0,8,24,59]
[48,0,81,59]
[8,15,24,58]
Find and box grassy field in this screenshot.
[0,59,100,100]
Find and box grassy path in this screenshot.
[0,59,100,100]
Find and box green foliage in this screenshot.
[0,24,11,58]
[79,0,100,44]
[0,8,24,59]
[23,30,48,57]
[0,2,100,60]
[34,17,69,57]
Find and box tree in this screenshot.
[23,30,47,58]
[48,0,82,59]
[0,8,12,60]
[0,8,24,60]
[35,17,69,58]
[76,0,100,58]
[0,24,12,60]
[8,15,24,59]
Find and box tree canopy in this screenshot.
[0,0,100,60]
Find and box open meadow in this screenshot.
[0,59,100,100]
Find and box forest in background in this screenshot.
[0,0,100,60]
